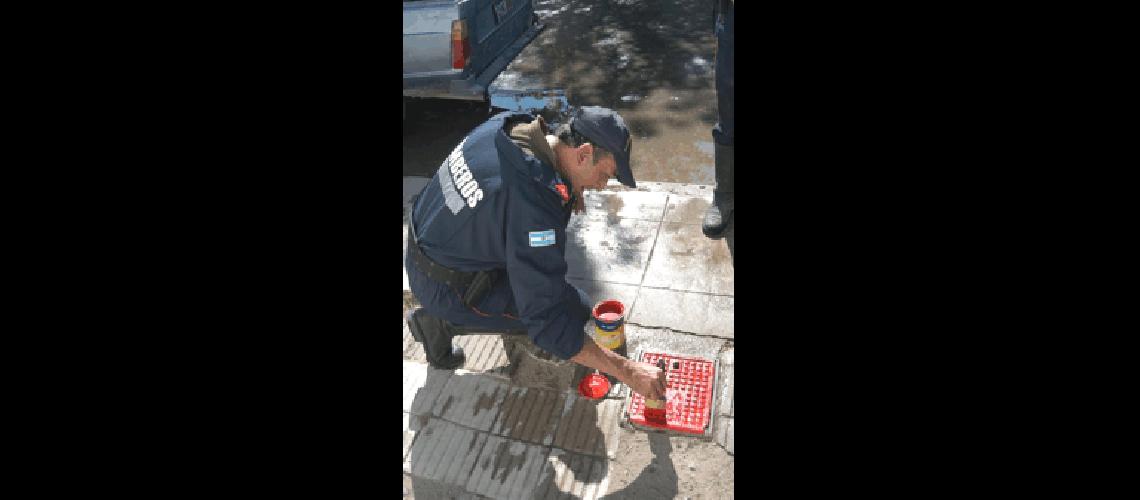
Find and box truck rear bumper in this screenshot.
[403,20,545,101]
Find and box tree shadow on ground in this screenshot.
[599,432,678,500]
[402,98,494,178]
[406,367,615,499]
[508,0,718,139]
[524,0,716,103]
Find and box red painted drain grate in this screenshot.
[627,352,715,435]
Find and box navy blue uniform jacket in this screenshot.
[406,112,591,360]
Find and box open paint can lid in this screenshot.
[577,372,611,399]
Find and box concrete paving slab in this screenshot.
[404,477,463,500]
[409,364,455,417]
[405,472,492,500]
[454,335,513,376]
[535,448,610,500]
[465,434,551,500]
[623,325,726,363]
[402,361,428,413]
[662,194,712,224]
[630,181,718,198]
[564,217,659,285]
[603,429,734,499]
[406,418,489,488]
[715,416,734,455]
[500,334,535,366]
[628,287,734,339]
[551,395,625,459]
[491,386,567,446]
[718,348,734,418]
[432,371,511,432]
[575,191,668,222]
[565,278,640,315]
[403,412,416,461]
[642,221,734,295]
[511,348,579,392]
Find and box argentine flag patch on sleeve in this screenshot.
[528,229,556,247]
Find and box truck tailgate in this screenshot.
[403,0,457,75]
[403,0,542,100]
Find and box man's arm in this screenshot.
[570,336,665,400]
[502,181,592,361]
[502,179,663,400]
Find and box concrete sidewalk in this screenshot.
[403,180,734,499]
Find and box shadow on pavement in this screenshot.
[598,432,678,500]
[532,409,612,498]
[406,367,612,499]
[725,217,734,264]
[520,0,718,123]
[402,98,493,178]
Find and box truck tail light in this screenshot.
[451,20,470,70]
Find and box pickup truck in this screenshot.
[403,0,544,101]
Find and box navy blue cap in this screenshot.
[570,106,635,188]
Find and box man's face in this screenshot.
[572,144,617,193]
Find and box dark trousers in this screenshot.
[405,243,591,336]
[712,0,734,147]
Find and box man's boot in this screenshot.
[405,308,465,370]
[702,143,734,238]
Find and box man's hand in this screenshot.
[571,337,667,400]
[621,361,666,401]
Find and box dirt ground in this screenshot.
[602,429,734,500]
[401,429,734,500]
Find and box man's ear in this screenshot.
[578,143,594,166]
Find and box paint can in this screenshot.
[577,370,611,399]
[592,300,627,354]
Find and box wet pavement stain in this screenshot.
[605,195,624,224]
[670,246,695,256]
[665,219,729,267]
[491,441,526,484]
[667,197,710,223]
[694,140,715,158]
[513,352,576,391]
[612,229,650,265]
[473,388,499,416]
[509,399,530,436]
[646,222,734,292]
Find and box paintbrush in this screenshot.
[644,359,669,427]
